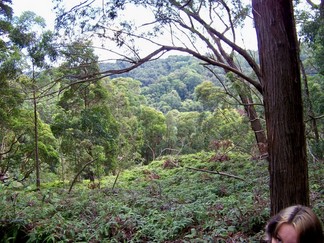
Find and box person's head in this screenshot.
[265,205,323,243]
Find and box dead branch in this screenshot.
[185,166,245,181]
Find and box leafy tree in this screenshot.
[180,98,203,112]
[103,77,146,167]
[160,90,182,111]
[0,1,22,178]
[9,11,58,189]
[195,81,230,111]
[52,43,120,180]
[164,109,180,154]
[0,10,60,188]
[297,1,324,160]
[53,87,117,178]
[0,61,25,180]
[52,82,119,180]
[0,0,17,80]
[299,0,324,75]
[175,111,206,154]
[202,108,254,153]
[137,106,167,163]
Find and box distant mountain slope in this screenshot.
[99,55,223,87]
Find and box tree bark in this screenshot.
[252,0,309,215]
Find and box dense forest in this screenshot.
[1,0,323,242]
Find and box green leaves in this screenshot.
[0,151,267,241]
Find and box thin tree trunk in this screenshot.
[240,95,268,156]
[299,55,319,141]
[68,158,97,193]
[214,39,268,156]
[252,0,309,215]
[33,86,40,190]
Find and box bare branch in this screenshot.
[185,166,245,181]
[306,0,319,8]
[174,5,262,82]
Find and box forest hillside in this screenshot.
[1,2,323,239]
[1,53,323,242]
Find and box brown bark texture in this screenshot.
[252,0,309,215]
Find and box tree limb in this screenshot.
[68,158,97,193]
[0,134,24,156]
[185,166,245,181]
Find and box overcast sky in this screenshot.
[12,0,56,30]
[10,0,263,58]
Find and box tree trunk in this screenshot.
[240,95,268,156]
[300,56,319,142]
[33,88,40,190]
[213,39,268,156]
[252,0,309,215]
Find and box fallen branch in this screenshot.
[185,166,245,181]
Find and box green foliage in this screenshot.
[298,1,324,75]
[0,106,59,182]
[0,152,266,242]
[138,105,167,163]
[1,149,322,242]
[202,108,254,153]
[195,81,229,111]
[105,55,223,112]
[10,11,57,68]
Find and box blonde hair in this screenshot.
[265,205,323,243]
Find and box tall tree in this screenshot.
[52,42,119,180]
[252,0,309,214]
[103,77,146,167]
[137,106,166,163]
[10,11,58,189]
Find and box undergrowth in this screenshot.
[0,151,322,242]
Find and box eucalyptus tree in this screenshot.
[137,106,166,163]
[103,77,146,167]
[0,0,21,179]
[0,9,59,187]
[52,41,119,181]
[299,0,324,75]
[9,11,59,189]
[252,0,309,214]
[54,0,311,213]
[175,111,206,154]
[202,108,254,153]
[195,81,231,111]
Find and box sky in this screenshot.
[10,0,319,53]
[12,0,56,30]
[10,0,259,55]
